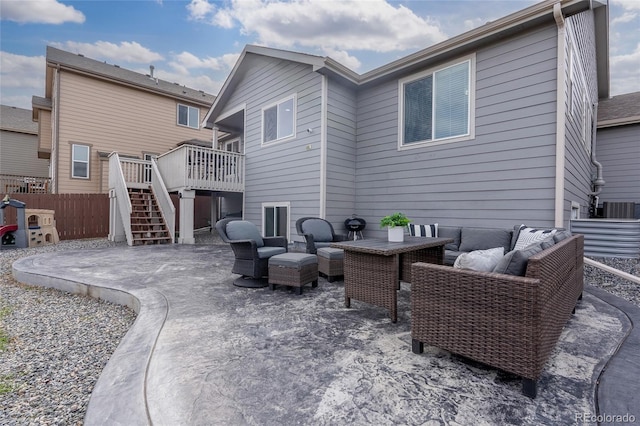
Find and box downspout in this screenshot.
[319,75,328,219]
[54,64,61,194]
[553,3,567,228]
[588,102,605,217]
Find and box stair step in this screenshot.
[126,186,171,245]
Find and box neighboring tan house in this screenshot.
[32,46,215,194]
[0,105,50,193]
[200,0,609,243]
[594,91,640,218]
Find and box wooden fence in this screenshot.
[2,193,213,241]
[2,194,109,240]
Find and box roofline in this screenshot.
[46,48,213,107]
[205,0,608,126]
[597,116,640,128]
[357,0,591,84]
[0,127,38,135]
[202,45,359,126]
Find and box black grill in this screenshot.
[344,217,366,232]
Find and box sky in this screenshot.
[1,0,639,110]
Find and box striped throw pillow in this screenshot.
[513,227,557,250]
[408,223,438,238]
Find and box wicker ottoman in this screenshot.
[317,247,344,282]
[268,253,318,295]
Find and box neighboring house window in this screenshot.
[262,202,289,240]
[399,57,474,148]
[71,144,90,179]
[262,95,295,144]
[177,104,199,129]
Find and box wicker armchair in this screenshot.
[215,218,287,287]
[295,217,347,254]
[410,234,584,398]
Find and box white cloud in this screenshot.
[0,51,45,87]
[611,0,640,11]
[1,0,85,24]
[51,41,164,64]
[322,48,361,71]
[610,43,640,96]
[611,11,637,25]
[0,51,46,109]
[191,0,446,53]
[187,0,214,21]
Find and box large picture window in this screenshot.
[71,144,90,179]
[262,96,295,144]
[399,57,473,147]
[177,104,199,129]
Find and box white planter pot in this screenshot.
[387,226,404,242]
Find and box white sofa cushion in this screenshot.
[453,247,505,272]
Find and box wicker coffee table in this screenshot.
[331,236,452,322]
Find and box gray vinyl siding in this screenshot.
[596,124,640,203]
[355,24,559,238]
[325,78,357,233]
[220,54,323,241]
[0,130,49,177]
[564,10,599,221]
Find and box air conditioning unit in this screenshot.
[602,202,636,219]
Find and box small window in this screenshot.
[262,202,289,240]
[400,58,473,147]
[262,96,295,144]
[571,201,581,220]
[143,153,158,183]
[72,144,90,179]
[177,104,199,129]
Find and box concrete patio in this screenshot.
[11,243,640,425]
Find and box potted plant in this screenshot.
[380,212,410,242]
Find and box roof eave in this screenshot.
[597,116,640,128]
[358,0,591,85]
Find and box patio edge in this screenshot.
[12,257,166,426]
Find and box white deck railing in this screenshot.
[108,153,133,246]
[119,158,151,189]
[156,145,244,192]
[150,158,175,242]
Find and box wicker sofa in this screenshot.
[410,234,584,398]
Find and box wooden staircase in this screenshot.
[128,188,173,245]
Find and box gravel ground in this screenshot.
[585,256,640,307]
[0,231,638,425]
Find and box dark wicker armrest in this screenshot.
[301,233,317,254]
[263,236,288,249]
[228,239,259,259]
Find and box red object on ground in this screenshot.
[0,224,18,237]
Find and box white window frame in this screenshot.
[71,143,90,179]
[571,201,581,220]
[177,104,199,129]
[262,201,290,241]
[261,95,296,145]
[143,153,159,183]
[398,54,475,150]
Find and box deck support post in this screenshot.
[178,189,195,244]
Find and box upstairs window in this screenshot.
[262,95,295,144]
[71,144,90,179]
[399,57,473,148]
[177,104,199,129]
